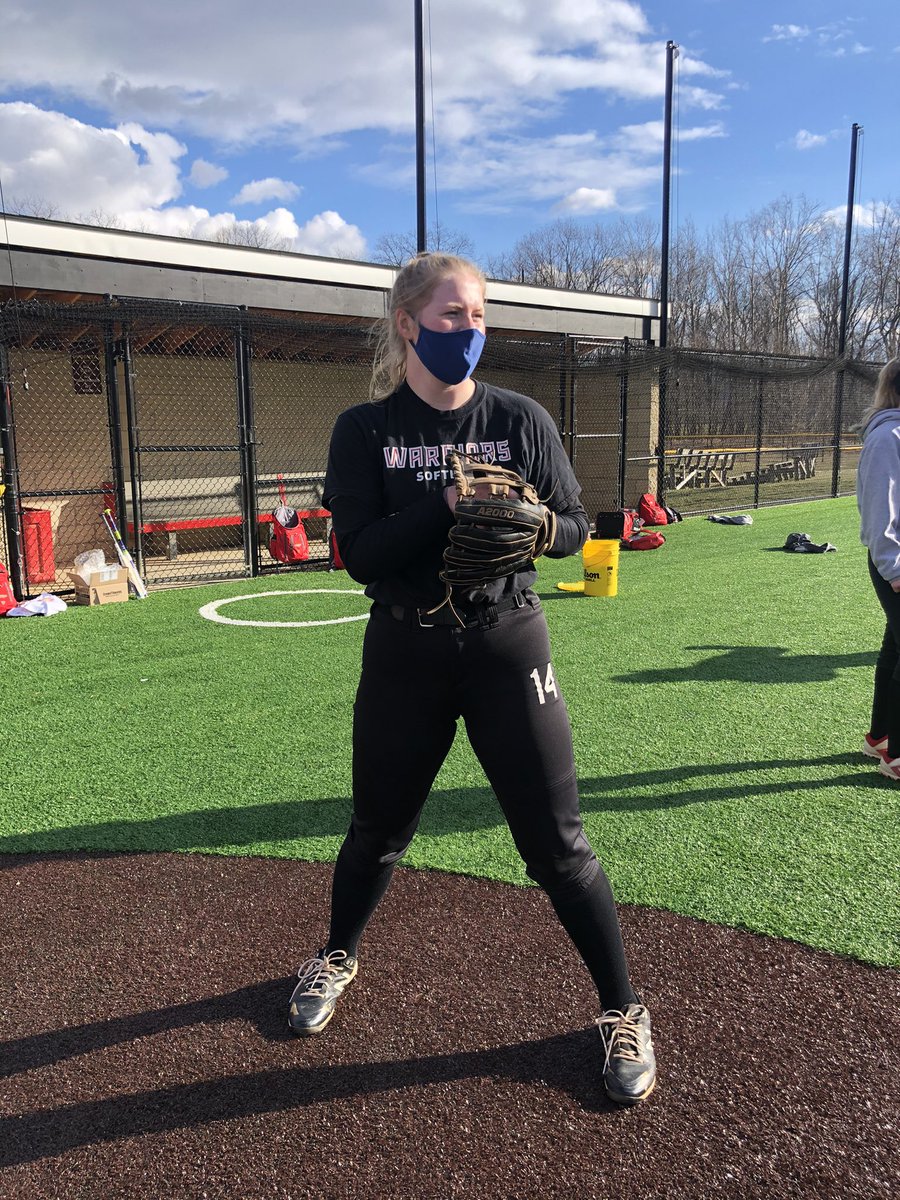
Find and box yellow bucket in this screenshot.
[582,538,619,597]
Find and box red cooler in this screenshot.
[22,508,55,583]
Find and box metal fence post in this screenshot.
[235,316,260,577]
[831,361,845,498]
[618,337,630,508]
[566,336,577,470]
[119,326,145,577]
[754,375,763,508]
[656,350,668,499]
[0,343,26,598]
[103,323,128,542]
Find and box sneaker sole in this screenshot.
[604,1076,657,1106]
[288,1007,337,1037]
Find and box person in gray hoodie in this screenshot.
[856,357,900,779]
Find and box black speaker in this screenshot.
[594,510,626,539]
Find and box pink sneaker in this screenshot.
[878,756,900,780]
[863,734,889,760]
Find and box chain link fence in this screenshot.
[0,297,883,597]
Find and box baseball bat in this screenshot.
[102,508,149,599]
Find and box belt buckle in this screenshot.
[416,608,437,628]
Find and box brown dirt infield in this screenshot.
[0,851,897,1200]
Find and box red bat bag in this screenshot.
[0,560,18,615]
[269,474,309,564]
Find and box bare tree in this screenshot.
[606,216,660,297]
[859,200,900,360]
[3,194,64,220]
[373,222,475,266]
[488,218,655,295]
[746,195,824,354]
[212,222,292,251]
[669,219,713,347]
[74,207,127,229]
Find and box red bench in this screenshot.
[103,475,330,560]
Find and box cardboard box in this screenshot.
[70,567,129,606]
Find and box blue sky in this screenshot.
[0,0,896,265]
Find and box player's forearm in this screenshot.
[544,506,589,558]
[332,492,453,583]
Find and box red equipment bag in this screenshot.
[0,559,18,615]
[269,475,310,564]
[621,531,666,550]
[637,493,669,526]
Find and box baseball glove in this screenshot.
[438,452,556,594]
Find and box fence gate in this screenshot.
[0,313,120,598]
[123,315,251,586]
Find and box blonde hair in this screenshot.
[860,358,900,430]
[369,252,487,401]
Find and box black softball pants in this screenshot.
[325,594,638,1011]
[868,555,900,757]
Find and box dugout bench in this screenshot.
[102,473,331,559]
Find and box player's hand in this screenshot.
[891,578,900,593]
[444,482,519,512]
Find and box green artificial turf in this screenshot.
[1,496,897,967]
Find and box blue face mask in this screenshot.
[411,324,486,385]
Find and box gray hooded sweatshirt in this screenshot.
[857,407,900,582]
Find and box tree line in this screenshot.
[376,196,900,362]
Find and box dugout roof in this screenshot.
[0,214,661,346]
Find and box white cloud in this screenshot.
[556,187,617,214]
[360,117,727,217]
[0,102,364,258]
[0,102,184,212]
[1,0,725,150]
[763,24,810,43]
[114,204,365,257]
[0,2,731,247]
[822,201,893,229]
[292,210,366,258]
[362,128,664,217]
[614,120,726,151]
[793,129,828,150]
[189,158,228,188]
[232,177,301,206]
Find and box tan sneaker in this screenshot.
[597,1003,657,1105]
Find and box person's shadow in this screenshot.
[0,977,611,1166]
[611,645,876,686]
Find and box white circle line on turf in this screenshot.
[198,589,370,628]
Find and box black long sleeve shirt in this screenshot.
[324,379,589,609]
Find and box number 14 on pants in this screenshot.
[529,663,559,705]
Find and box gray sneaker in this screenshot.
[597,1003,657,1105]
[288,949,358,1037]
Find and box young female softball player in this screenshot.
[287,252,657,1105]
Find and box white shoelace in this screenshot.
[597,1005,646,1071]
[294,950,350,997]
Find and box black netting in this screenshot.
[0,298,887,595]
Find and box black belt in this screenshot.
[383,590,531,630]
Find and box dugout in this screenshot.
[0,216,661,595]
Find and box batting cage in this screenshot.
[0,295,884,597]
